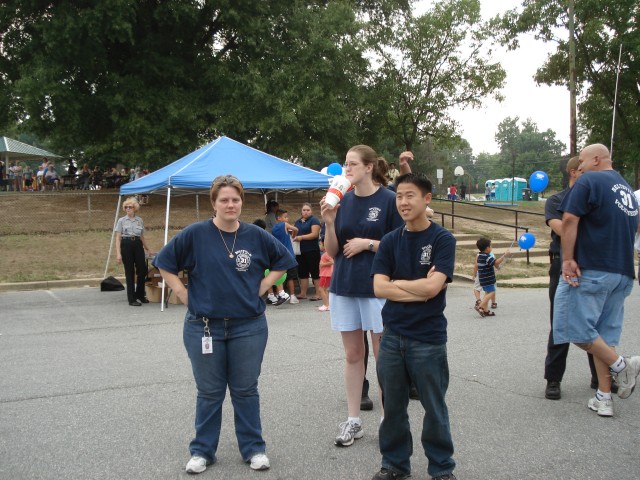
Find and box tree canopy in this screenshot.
[503,0,640,186]
[1,0,509,172]
[368,0,506,151]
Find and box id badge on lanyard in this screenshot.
[202,317,213,354]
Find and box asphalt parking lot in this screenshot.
[1,283,639,480]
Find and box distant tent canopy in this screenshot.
[119,136,332,196]
[1,136,62,163]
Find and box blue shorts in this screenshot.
[553,269,634,346]
[329,294,385,333]
[482,283,496,293]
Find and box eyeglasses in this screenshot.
[124,206,134,209]
[212,174,240,185]
[343,162,362,169]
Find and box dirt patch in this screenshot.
[0,193,550,282]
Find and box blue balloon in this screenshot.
[327,162,343,176]
[518,232,536,250]
[529,171,549,193]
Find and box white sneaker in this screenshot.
[289,294,299,304]
[249,453,270,470]
[334,420,364,446]
[615,356,640,399]
[267,293,278,305]
[185,455,209,474]
[588,396,613,417]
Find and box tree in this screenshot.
[367,0,506,151]
[503,0,640,186]
[494,116,565,189]
[0,1,412,170]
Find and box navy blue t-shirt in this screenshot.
[294,215,321,253]
[559,170,638,278]
[545,188,568,256]
[371,222,456,344]
[477,252,496,287]
[271,221,294,256]
[153,220,297,318]
[330,187,403,297]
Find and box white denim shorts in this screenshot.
[329,294,385,333]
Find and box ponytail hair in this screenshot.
[347,145,389,187]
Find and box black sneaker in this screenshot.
[360,394,373,411]
[371,468,411,480]
[545,381,561,400]
[266,296,278,305]
[275,294,290,306]
[432,475,457,480]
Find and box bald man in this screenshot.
[552,143,640,417]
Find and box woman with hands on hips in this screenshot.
[153,175,296,475]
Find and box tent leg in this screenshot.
[160,188,172,312]
[103,196,122,279]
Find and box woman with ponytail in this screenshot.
[321,145,403,447]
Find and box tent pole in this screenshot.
[103,195,123,278]
[160,187,172,311]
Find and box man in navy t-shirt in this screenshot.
[371,173,456,480]
[553,143,640,417]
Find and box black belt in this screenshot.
[121,236,140,240]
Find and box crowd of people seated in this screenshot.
[0,158,150,191]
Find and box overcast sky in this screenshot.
[414,0,570,155]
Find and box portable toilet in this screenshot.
[513,177,527,201]
[499,178,510,201]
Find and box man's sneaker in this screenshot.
[249,453,270,471]
[615,356,640,399]
[266,294,278,305]
[545,381,561,400]
[588,396,613,417]
[334,420,364,446]
[432,475,457,480]
[185,455,209,474]
[289,294,299,304]
[371,467,411,480]
[275,293,290,306]
[360,394,373,411]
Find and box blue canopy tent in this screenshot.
[119,136,331,195]
[106,137,332,304]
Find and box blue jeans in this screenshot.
[377,329,455,477]
[183,311,268,463]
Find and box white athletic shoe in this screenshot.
[588,396,613,417]
[249,453,270,470]
[185,455,209,474]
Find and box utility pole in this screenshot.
[568,0,577,157]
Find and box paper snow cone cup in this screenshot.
[326,175,351,207]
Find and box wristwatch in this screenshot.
[368,240,374,251]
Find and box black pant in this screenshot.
[544,256,597,382]
[121,238,147,302]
